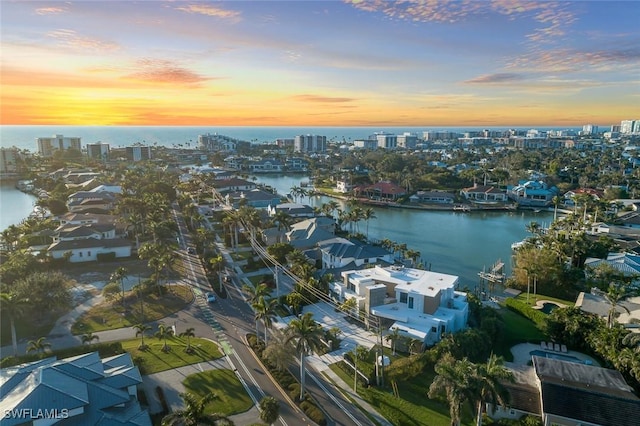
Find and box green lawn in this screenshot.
[514,293,573,307]
[122,337,222,375]
[182,369,253,415]
[495,308,547,361]
[71,285,193,334]
[329,363,474,426]
[230,250,254,262]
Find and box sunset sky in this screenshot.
[1,0,638,127]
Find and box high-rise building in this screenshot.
[0,147,19,174]
[86,142,110,160]
[621,120,638,134]
[582,124,598,135]
[294,135,327,152]
[397,132,418,149]
[125,145,152,161]
[374,132,397,149]
[36,134,81,157]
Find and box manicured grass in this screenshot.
[182,369,253,415]
[230,250,254,262]
[122,337,223,375]
[71,285,193,334]
[514,293,573,306]
[329,363,474,426]
[495,308,547,361]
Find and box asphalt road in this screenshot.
[174,203,375,426]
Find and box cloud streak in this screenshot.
[464,73,526,84]
[47,29,120,52]
[123,59,211,85]
[174,4,241,21]
[291,94,356,103]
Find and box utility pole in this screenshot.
[354,343,358,392]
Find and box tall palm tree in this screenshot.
[26,337,52,355]
[161,392,233,426]
[243,282,272,305]
[253,297,277,344]
[110,266,128,306]
[81,332,99,346]
[134,323,152,350]
[472,353,513,426]
[285,312,324,401]
[428,353,476,426]
[363,207,376,238]
[180,327,196,354]
[263,335,295,372]
[0,292,27,356]
[155,322,174,352]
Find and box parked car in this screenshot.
[206,292,217,303]
[187,247,195,254]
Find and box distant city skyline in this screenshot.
[1,1,638,127]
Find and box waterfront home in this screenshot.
[354,181,406,202]
[507,180,559,207]
[268,203,315,218]
[575,288,640,327]
[0,352,151,426]
[285,157,309,171]
[563,188,605,206]
[318,237,393,269]
[248,158,284,173]
[409,190,455,204]
[617,211,640,229]
[460,184,508,203]
[52,223,117,242]
[335,178,354,194]
[332,265,469,347]
[286,217,336,250]
[211,177,256,193]
[224,189,281,209]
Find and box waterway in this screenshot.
[0,180,36,231]
[0,172,552,289]
[253,174,553,288]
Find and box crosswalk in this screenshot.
[192,287,234,355]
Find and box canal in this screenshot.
[253,174,553,288]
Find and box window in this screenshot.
[399,292,407,303]
[408,296,414,309]
[79,252,83,257]
[87,251,91,256]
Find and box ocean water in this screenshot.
[0,125,581,152]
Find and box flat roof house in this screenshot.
[333,265,468,346]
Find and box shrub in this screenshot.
[0,342,124,368]
[504,298,547,329]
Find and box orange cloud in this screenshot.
[47,29,120,52]
[36,6,65,15]
[175,4,241,21]
[123,59,211,85]
[291,94,357,103]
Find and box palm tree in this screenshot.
[472,353,513,426]
[428,353,476,426]
[155,322,174,352]
[363,207,376,239]
[285,312,324,401]
[110,266,128,306]
[180,327,196,354]
[0,292,27,356]
[81,332,99,346]
[263,335,295,372]
[134,323,152,350]
[26,337,52,355]
[161,392,233,426]
[385,327,402,355]
[243,282,272,305]
[259,396,280,426]
[253,297,277,344]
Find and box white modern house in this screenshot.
[332,265,469,347]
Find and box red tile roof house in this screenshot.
[355,181,406,201]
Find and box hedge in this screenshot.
[503,298,547,329]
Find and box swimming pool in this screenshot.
[530,350,581,363]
